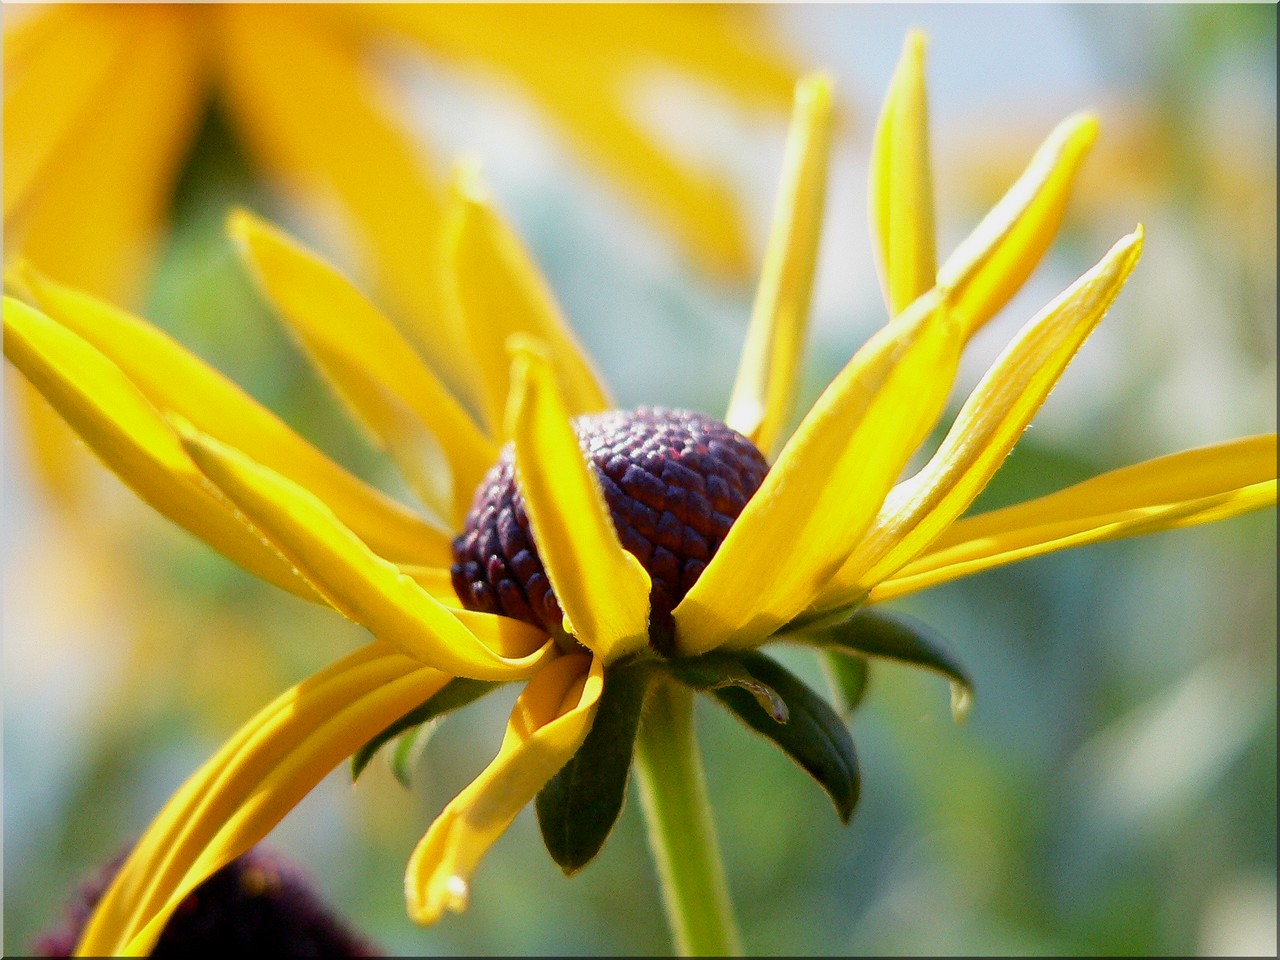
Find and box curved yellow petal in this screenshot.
[406,653,602,924]
[75,641,452,957]
[821,229,1145,609]
[939,112,1099,340]
[445,166,611,436]
[3,296,323,602]
[230,209,496,527]
[726,74,834,458]
[3,5,135,225]
[178,424,553,681]
[508,339,651,662]
[15,263,453,566]
[870,30,936,318]
[214,4,478,399]
[675,289,962,656]
[872,436,1277,602]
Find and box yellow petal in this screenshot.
[725,74,834,458]
[821,229,1145,608]
[445,165,611,436]
[402,564,463,605]
[3,5,135,225]
[508,339,651,662]
[2,4,69,77]
[406,653,602,923]
[230,209,497,527]
[869,30,937,318]
[872,435,1277,601]
[3,296,323,602]
[675,289,962,656]
[75,641,452,957]
[214,4,478,400]
[7,5,204,305]
[938,112,1099,340]
[178,425,553,681]
[15,262,453,566]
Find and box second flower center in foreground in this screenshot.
[451,407,769,653]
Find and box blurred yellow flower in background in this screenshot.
[4,3,796,300]
[4,30,1274,955]
[3,1,798,505]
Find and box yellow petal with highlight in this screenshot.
[675,289,962,656]
[231,209,496,527]
[15,263,453,566]
[445,166,611,436]
[178,425,553,680]
[406,653,602,924]
[75,641,452,957]
[870,30,936,318]
[939,112,1099,340]
[872,435,1277,601]
[3,296,323,603]
[726,74,834,458]
[508,340,651,662]
[821,229,1145,608]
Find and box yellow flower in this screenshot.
[4,35,1275,957]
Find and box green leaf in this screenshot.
[799,607,974,721]
[350,677,501,783]
[536,659,653,875]
[663,652,789,722]
[388,719,442,788]
[682,651,860,823]
[820,650,871,716]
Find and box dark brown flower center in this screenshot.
[450,407,768,653]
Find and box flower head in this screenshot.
[4,34,1275,958]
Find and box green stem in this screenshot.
[634,675,743,957]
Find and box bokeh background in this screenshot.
[4,4,1276,956]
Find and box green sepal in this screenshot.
[819,649,871,716]
[535,658,653,875]
[663,652,789,722]
[350,677,501,783]
[797,608,974,722]
[670,650,860,823]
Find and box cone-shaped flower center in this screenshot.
[451,407,768,651]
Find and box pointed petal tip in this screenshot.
[505,331,552,365]
[1113,224,1145,266]
[1066,110,1101,142]
[224,205,262,246]
[446,155,490,207]
[796,71,834,106]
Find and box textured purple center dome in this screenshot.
[450,407,768,653]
